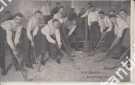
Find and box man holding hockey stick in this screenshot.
[0,13,32,80]
[111,9,130,60]
[98,11,113,52]
[40,19,63,67]
[59,18,80,70]
[103,9,130,70]
[90,11,113,56]
[39,16,67,66]
[94,14,129,62]
[21,10,42,68]
[38,17,80,72]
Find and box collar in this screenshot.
[12,20,18,26]
[33,16,39,22]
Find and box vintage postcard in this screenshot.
[0,0,134,85]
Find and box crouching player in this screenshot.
[0,13,24,75]
[40,19,63,65]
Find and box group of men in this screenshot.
[0,1,75,76]
[81,3,130,60]
[0,1,130,77]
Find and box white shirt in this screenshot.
[99,16,112,33]
[88,11,99,26]
[48,19,64,25]
[27,16,40,41]
[53,12,62,21]
[40,5,51,15]
[41,22,62,46]
[1,20,22,50]
[114,18,129,38]
[124,16,130,28]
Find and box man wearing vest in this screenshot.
[21,10,42,68]
[120,9,130,50]
[111,9,130,60]
[0,13,24,75]
[109,14,129,60]
[98,11,113,52]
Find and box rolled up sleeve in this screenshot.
[117,19,129,38]
[41,26,55,43]
[1,23,15,50]
[106,17,112,32]
[88,15,91,26]
[55,29,62,46]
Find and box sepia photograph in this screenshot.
[0,0,134,84]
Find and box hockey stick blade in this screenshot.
[103,66,117,70]
[15,55,33,81]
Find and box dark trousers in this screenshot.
[40,34,63,62]
[0,26,6,70]
[43,15,52,24]
[0,26,20,70]
[89,22,101,50]
[103,27,115,44]
[60,24,79,51]
[68,32,80,50]
[122,29,130,48]
[119,29,130,58]
[60,25,72,54]
[21,28,35,65]
[100,27,115,50]
[109,43,130,59]
[109,29,128,57]
[9,48,20,69]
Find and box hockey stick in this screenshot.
[104,48,130,70]
[61,38,80,70]
[61,50,80,70]
[94,37,118,62]
[15,55,33,81]
[38,57,50,72]
[91,32,106,56]
[33,47,37,66]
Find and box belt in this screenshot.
[91,21,98,24]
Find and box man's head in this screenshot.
[99,11,105,19]
[56,2,60,8]
[14,12,23,23]
[45,1,49,5]
[80,8,85,13]
[5,11,10,17]
[90,5,95,12]
[34,10,42,19]
[62,16,68,22]
[109,10,116,15]
[70,8,76,13]
[88,2,92,8]
[58,6,64,14]
[5,11,10,14]
[119,9,127,19]
[109,14,117,23]
[52,19,59,28]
